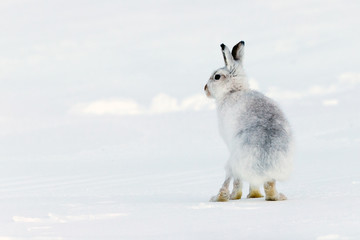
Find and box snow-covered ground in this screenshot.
[0,86,359,239]
[1,0,360,239]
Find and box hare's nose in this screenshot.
[204,84,212,98]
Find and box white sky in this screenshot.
[1,0,360,120]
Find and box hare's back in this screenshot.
[237,90,291,155]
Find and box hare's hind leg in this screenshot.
[230,178,243,200]
[247,184,264,198]
[264,180,287,201]
[210,176,231,202]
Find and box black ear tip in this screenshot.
[220,43,226,50]
[240,41,245,45]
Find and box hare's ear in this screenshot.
[231,41,245,64]
[221,43,235,71]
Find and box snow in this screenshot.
[1,0,360,239]
[0,92,359,239]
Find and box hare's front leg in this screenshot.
[247,184,264,198]
[230,178,243,200]
[210,176,231,202]
[264,180,287,201]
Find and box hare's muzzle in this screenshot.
[204,84,212,98]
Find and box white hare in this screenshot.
[204,41,293,201]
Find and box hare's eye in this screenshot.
[214,74,221,80]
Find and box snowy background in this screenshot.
[1,0,360,239]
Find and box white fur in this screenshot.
[205,41,293,190]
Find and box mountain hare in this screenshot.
[204,41,293,201]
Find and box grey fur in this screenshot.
[205,42,293,195]
[224,90,291,177]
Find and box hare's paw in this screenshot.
[264,181,287,201]
[247,189,264,198]
[210,188,230,202]
[265,192,287,201]
[229,190,242,200]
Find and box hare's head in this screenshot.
[204,41,249,99]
